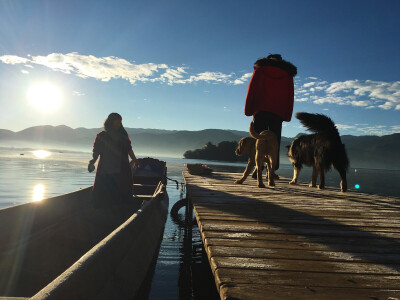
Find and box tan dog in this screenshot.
[248,122,279,188]
[234,136,258,184]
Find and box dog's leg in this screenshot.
[318,169,325,189]
[252,163,264,179]
[338,168,347,192]
[235,158,255,184]
[289,164,300,184]
[255,149,265,188]
[309,166,318,188]
[266,156,275,186]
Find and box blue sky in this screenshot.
[1,0,399,137]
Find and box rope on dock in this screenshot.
[166,176,185,191]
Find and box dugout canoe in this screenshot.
[0,157,168,299]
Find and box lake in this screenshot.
[0,147,399,299]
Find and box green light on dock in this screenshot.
[355,184,360,189]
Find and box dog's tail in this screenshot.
[249,122,277,142]
[296,112,349,171]
[296,112,339,136]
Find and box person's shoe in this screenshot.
[273,173,280,180]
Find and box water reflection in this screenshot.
[33,184,45,201]
[171,198,220,300]
[32,150,51,159]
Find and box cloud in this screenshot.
[335,123,400,135]
[303,82,315,88]
[336,124,400,136]
[0,55,29,64]
[297,77,400,111]
[391,125,400,132]
[185,72,233,84]
[155,66,187,85]
[233,72,253,85]
[325,80,400,110]
[0,52,251,86]
[31,52,167,84]
[336,124,355,130]
[72,91,85,96]
[295,97,308,102]
[21,70,29,74]
[355,125,396,136]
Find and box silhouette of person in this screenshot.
[89,113,140,207]
[244,54,297,171]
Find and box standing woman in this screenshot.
[88,113,140,207]
[244,54,297,173]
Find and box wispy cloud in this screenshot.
[0,55,29,64]
[233,72,253,85]
[335,123,400,135]
[336,124,356,130]
[295,97,308,102]
[0,52,251,86]
[72,91,85,96]
[296,77,400,111]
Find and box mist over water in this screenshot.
[0,147,399,299]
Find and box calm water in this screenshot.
[1,147,399,299]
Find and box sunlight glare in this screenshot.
[33,184,45,201]
[28,82,62,112]
[33,150,51,159]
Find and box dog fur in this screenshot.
[287,112,349,192]
[241,122,278,188]
[234,136,257,184]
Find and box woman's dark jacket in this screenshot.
[92,130,133,201]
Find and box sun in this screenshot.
[28,82,62,112]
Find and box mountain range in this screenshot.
[1,125,399,169]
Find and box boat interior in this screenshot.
[0,182,160,297]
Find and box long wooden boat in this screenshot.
[0,157,168,299]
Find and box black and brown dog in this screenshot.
[287,112,349,192]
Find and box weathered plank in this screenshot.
[215,268,400,289]
[184,172,400,300]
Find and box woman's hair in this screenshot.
[254,53,282,67]
[103,112,129,138]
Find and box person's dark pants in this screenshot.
[253,111,282,170]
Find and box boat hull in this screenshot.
[0,158,169,299]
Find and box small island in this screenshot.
[183,141,248,162]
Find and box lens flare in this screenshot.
[32,150,51,159]
[33,184,45,201]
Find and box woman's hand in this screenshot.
[88,162,95,173]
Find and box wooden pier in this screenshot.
[183,172,400,300]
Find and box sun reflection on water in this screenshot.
[32,150,51,159]
[33,184,45,201]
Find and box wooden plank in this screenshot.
[219,284,400,300]
[207,245,400,264]
[197,221,400,238]
[215,268,400,289]
[183,172,400,300]
[195,214,400,228]
[203,237,400,254]
[210,256,398,275]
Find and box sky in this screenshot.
[0,0,399,137]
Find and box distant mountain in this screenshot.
[0,125,399,169]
